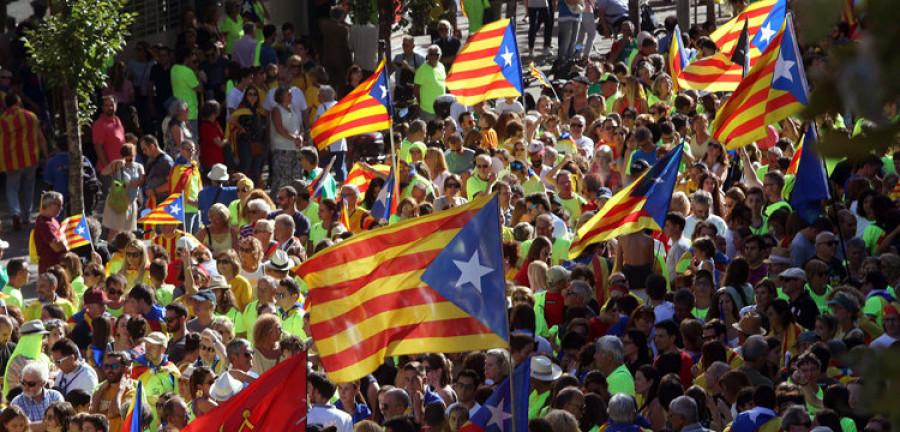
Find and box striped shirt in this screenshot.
[0,107,41,172]
[152,230,185,259]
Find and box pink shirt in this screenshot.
[91,115,125,169]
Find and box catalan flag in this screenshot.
[569,145,684,258]
[529,63,551,88]
[59,215,92,250]
[310,60,392,150]
[713,15,809,150]
[339,198,351,228]
[786,133,805,175]
[137,194,186,225]
[446,19,524,106]
[369,166,399,220]
[710,0,786,67]
[668,26,689,91]
[309,157,337,202]
[299,194,509,383]
[790,124,830,223]
[677,19,750,92]
[345,163,391,195]
[459,360,530,432]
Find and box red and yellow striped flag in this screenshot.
[298,195,508,382]
[529,63,551,88]
[446,19,524,106]
[678,19,749,92]
[713,16,809,150]
[345,163,391,195]
[668,26,689,91]
[59,215,92,250]
[310,60,392,150]
[710,0,786,67]
[137,194,186,225]
[0,107,42,172]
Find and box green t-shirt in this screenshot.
[2,284,24,310]
[466,175,492,200]
[413,62,446,115]
[302,202,321,227]
[171,64,200,120]
[402,174,435,199]
[221,15,244,54]
[528,389,551,419]
[805,283,833,314]
[155,284,175,306]
[560,194,587,222]
[551,236,571,266]
[607,364,636,396]
[863,224,885,256]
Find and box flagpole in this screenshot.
[85,214,95,254]
[810,122,850,276]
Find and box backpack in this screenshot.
[82,157,102,214]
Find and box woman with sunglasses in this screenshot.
[433,174,467,213]
[230,85,266,184]
[117,239,151,289]
[194,330,227,375]
[100,143,145,242]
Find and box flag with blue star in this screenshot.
[421,193,508,341]
[59,215,92,250]
[138,193,186,225]
[713,13,809,149]
[369,166,399,220]
[790,124,829,223]
[459,360,530,432]
[750,0,786,53]
[311,59,393,150]
[447,18,524,106]
[709,0,786,67]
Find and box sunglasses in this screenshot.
[243,350,254,357]
[570,124,584,128]
[446,183,460,189]
[103,363,122,370]
[476,164,490,168]
[201,345,216,352]
[510,162,524,170]
[107,290,123,296]
[126,252,141,258]
[53,356,71,365]
[164,316,179,323]
[819,241,838,246]
[20,380,40,387]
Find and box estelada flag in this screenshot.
[459,360,530,432]
[676,19,750,92]
[181,351,308,432]
[137,194,186,225]
[668,26,689,91]
[569,144,684,258]
[529,63,551,88]
[709,0,786,67]
[311,59,392,150]
[121,380,145,432]
[299,194,509,383]
[446,19,524,106]
[59,215,92,250]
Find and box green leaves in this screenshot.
[22,0,136,126]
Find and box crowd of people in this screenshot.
[0,0,896,431]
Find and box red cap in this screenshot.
[884,304,899,317]
[83,288,110,305]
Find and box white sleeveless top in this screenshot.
[271,104,301,152]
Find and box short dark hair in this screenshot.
[279,278,301,297]
[383,418,417,432]
[308,371,337,400]
[51,339,79,357]
[665,212,686,231]
[299,148,319,166]
[127,284,155,305]
[525,192,551,212]
[166,303,188,319]
[65,388,92,408]
[654,320,679,337]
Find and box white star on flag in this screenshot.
[379,85,388,100]
[500,48,515,68]
[485,398,512,431]
[758,23,776,45]
[453,250,494,294]
[76,226,86,237]
[774,51,795,83]
[241,2,253,14]
[168,203,182,216]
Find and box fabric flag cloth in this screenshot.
[299,194,509,383]
[713,14,809,150]
[676,19,749,92]
[459,360,530,432]
[137,194,186,225]
[709,0,786,66]
[310,157,337,202]
[369,166,399,220]
[447,19,524,106]
[570,145,684,258]
[339,199,351,228]
[891,178,900,201]
[121,381,144,432]
[529,63,551,88]
[310,59,393,150]
[730,407,777,432]
[181,351,307,431]
[790,124,830,223]
[668,26,689,91]
[345,163,391,195]
[785,132,805,175]
[59,215,92,250]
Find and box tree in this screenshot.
[22,0,135,215]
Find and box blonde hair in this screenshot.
[527,260,549,292]
[117,238,149,287]
[253,314,282,348]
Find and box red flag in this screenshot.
[180,351,308,431]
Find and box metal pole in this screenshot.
[677,0,691,32]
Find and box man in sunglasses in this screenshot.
[11,362,65,425]
[164,303,189,364]
[90,351,135,431]
[813,232,847,286]
[51,339,98,396]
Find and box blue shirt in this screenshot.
[630,147,659,171]
[44,152,95,199]
[333,399,373,423]
[12,388,65,422]
[259,43,278,67]
[198,185,239,225]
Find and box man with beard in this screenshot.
[89,351,135,432]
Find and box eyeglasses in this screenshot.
[20,380,40,387]
[126,251,141,258]
[476,164,490,169]
[242,350,254,357]
[570,123,584,128]
[201,345,216,352]
[103,363,121,370]
[818,241,838,246]
[446,183,460,189]
[164,316,179,323]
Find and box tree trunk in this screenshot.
[62,76,84,217]
[379,0,394,59]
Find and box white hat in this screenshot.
[176,236,199,252]
[264,249,291,272]
[530,356,562,382]
[208,164,229,182]
[0,238,8,249]
[212,372,244,402]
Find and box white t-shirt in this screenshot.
[870,333,899,350]
[54,363,99,396]
[307,404,353,432]
[446,401,482,417]
[264,86,309,128]
[226,87,245,111]
[495,99,525,115]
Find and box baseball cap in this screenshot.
[527,141,544,155]
[192,289,217,304]
[778,267,807,281]
[597,187,613,200]
[83,288,110,305]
